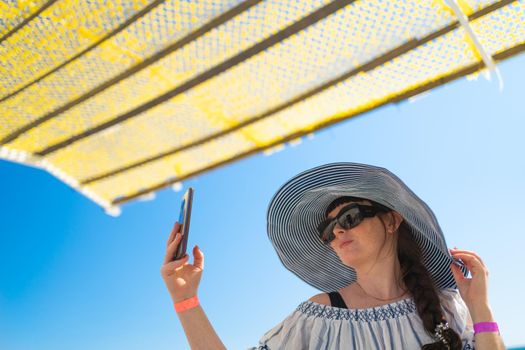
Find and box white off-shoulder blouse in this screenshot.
[249,288,475,349]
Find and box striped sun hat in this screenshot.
[266,162,460,293]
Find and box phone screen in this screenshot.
[173,187,193,260]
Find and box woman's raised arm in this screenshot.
[450,248,505,350]
[161,222,227,350]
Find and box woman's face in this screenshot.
[327,200,395,268]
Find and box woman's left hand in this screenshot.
[449,248,490,314]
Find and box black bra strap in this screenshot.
[327,291,348,309]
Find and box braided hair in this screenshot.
[397,221,462,349]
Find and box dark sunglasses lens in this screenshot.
[318,205,363,243]
[318,204,384,244]
[337,206,362,229]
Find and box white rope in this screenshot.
[445,0,504,90]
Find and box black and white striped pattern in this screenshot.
[266,162,460,293]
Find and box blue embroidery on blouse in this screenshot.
[297,299,417,321]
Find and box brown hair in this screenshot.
[397,221,462,349]
[325,196,463,349]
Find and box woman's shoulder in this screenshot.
[308,292,331,305]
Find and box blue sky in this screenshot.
[1,53,524,349]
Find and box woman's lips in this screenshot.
[339,240,353,249]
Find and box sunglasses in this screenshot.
[317,203,389,244]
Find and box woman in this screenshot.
[161,163,505,349]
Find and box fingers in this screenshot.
[449,252,489,279]
[448,248,489,282]
[164,231,184,264]
[193,245,204,271]
[161,254,190,275]
[163,223,204,271]
[449,250,484,268]
[166,222,181,247]
[449,248,486,268]
[160,246,205,277]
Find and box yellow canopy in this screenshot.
[1,0,524,214]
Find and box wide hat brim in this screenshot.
[267,162,462,293]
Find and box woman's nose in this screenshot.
[333,223,347,237]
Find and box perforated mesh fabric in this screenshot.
[1,0,524,212]
[0,0,50,37]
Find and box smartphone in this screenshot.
[173,187,194,261]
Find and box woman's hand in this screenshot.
[449,248,491,320]
[161,222,204,303]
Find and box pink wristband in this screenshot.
[174,295,199,313]
[473,322,499,334]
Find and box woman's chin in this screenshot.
[335,247,366,267]
[339,256,361,268]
